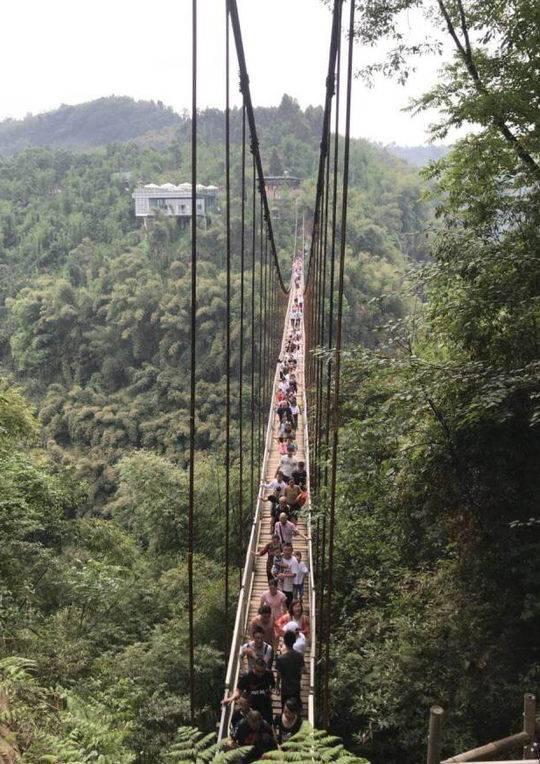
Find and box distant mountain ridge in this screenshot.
[0,95,446,167]
[385,143,450,166]
[0,95,327,156]
[0,96,179,155]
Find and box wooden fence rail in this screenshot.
[427,693,537,764]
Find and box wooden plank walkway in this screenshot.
[245,281,311,718]
[218,260,315,737]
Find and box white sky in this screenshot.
[0,0,449,146]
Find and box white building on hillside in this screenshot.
[132,182,218,220]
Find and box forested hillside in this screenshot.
[0,97,426,760]
[0,94,326,158]
[3,0,537,752]
[323,1,540,762]
[0,97,179,155]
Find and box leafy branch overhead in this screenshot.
[354,0,539,176]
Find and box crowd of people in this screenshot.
[221,256,310,760]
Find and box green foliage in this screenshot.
[0,656,134,762]
[0,97,427,762]
[0,379,36,445]
[163,723,368,764]
[0,376,228,759]
[263,723,369,763]
[324,2,540,761]
[0,99,423,504]
[164,726,248,763]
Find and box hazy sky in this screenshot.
[1,0,449,145]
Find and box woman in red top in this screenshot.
[275,599,310,640]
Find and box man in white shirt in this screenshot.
[264,473,287,494]
[276,449,296,480]
[282,620,306,655]
[293,551,309,600]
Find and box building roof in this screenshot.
[264,175,302,183]
[138,182,218,192]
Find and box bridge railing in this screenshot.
[299,275,316,724]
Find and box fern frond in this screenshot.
[195,732,218,751]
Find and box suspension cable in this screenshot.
[238,102,246,560]
[227,0,289,294]
[325,29,342,489]
[224,0,231,641]
[323,0,355,728]
[319,24,342,666]
[257,196,264,469]
[318,20,341,639]
[305,0,343,291]
[188,0,197,726]
[250,154,256,514]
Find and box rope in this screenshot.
[224,0,231,643]
[325,31,342,487]
[250,155,256,515]
[238,102,246,559]
[227,0,289,294]
[318,16,342,662]
[304,0,343,291]
[257,196,264,471]
[263,233,269,413]
[323,0,355,728]
[315,121,332,671]
[188,0,197,725]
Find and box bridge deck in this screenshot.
[219,261,315,737]
[248,294,311,717]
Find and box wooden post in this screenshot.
[427,705,444,764]
[523,693,536,759]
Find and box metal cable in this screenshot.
[238,102,246,558]
[319,1,342,682]
[257,197,264,468]
[304,0,343,291]
[323,0,355,728]
[224,0,231,640]
[188,0,197,725]
[250,155,256,515]
[227,0,289,294]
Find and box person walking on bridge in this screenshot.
[260,579,287,624]
[275,512,308,546]
[232,710,276,761]
[222,659,275,724]
[277,543,300,608]
[275,447,296,481]
[250,605,274,646]
[240,626,273,671]
[264,473,287,495]
[291,462,306,489]
[273,698,302,744]
[275,630,304,711]
[256,533,282,582]
[284,478,301,517]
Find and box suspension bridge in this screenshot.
[178,0,540,760]
[180,0,355,736]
